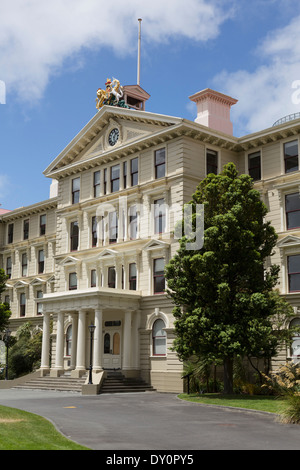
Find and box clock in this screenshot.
[108,128,119,146]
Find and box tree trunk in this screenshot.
[223,357,234,394]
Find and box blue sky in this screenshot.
[1,0,300,210]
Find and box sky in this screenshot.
[1,0,300,210]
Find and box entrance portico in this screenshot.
[39,288,141,378]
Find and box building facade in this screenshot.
[1,85,300,392]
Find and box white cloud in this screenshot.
[213,14,300,136]
[0,0,234,103]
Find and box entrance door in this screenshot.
[102,329,121,369]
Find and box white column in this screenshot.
[123,310,132,370]
[132,310,141,370]
[93,309,103,370]
[70,314,78,370]
[76,309,87,370]
[55,311,64,370]
[40,312,50,370]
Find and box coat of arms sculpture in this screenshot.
[96,78,129,110]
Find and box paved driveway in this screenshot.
[0,389,300,451]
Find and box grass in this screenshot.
[0,405,90,450]
[178,393,288,414]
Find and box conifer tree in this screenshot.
[165,163,295,394]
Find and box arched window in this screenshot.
[152,319,166,356]
[290,318,300,360]
[66,325,72,357]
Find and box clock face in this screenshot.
[108,128,119,146]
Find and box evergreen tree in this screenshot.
[165,163,295,394]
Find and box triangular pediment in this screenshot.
[277,235,300,248]
[143,239,170,251]
[59,256,80,266]
[97,248,118,259]
[43,106,181,178]
[14,280,29,288]
[30,277,46,286]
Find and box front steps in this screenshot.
[12,372,87,393]
[100,370,155,394]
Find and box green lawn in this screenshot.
[0,405,90,450]
[178,393,287,414]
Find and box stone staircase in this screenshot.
[100,370,155,394]
[12,371,87,393]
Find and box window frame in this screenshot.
[70,221,79,251]
[152,318,167,356]
[248,150,261,181]
[21,252,28,277]
[72,177,80,204]
[7,223,14,244]
[153,257,165,294]
[285,193,300,230]
[110,164,120,193]
[154,198,166,234]
[93,170,101,198]
[284,140,299,174]
[20,292,26,317]
[69,272,78,290]
[38,249,45,274]
[154,148,166,179]
[40,214,46,236]
[108,266,116,288]
[288,254,300,292]
[23,219,29,240]
[129,263,137,290]
[206,149,218,175]
[130,157,138,186]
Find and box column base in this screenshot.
[50,369,65,378]
[71,369,87,378]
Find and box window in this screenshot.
[288,255,300,292]
[40,215,46,236]
[104,168,107,195]
[155,148,165,179]
[286,193,300,230]
[66,325,72,356]
[290,318,300,359]
[206,149,218,175]
[123,162,127,188]
[284,140,298,173]
[6,257,12,279]
[109,211,118,244]
[94,171,100,197]
[4,295,10,305]
[23,219,29,240]
[92,216,98,247]
[248,151,261,181]
[129,205,138,240]
[130,158,138,186]
[153,258,165,294]
[154,199,166,234]
[70,221,79,251]
[20,293,26,317]
[152,319,166,356]
[69,272,77,290]
[91,269,97,287]
[72,177,80,204]
[111,164,120,193]
[38,249,45,274]
[7,224,13,244]
[36,290,43,315]
[108,266,116,288]
[129,263,137,290]
[22,253,28,277]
